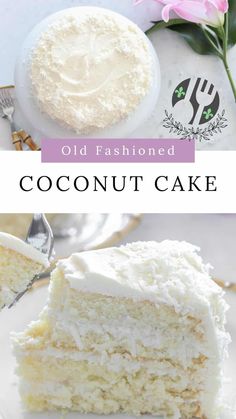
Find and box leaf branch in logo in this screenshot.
[175,86,186,98]
[203,108,214,120]
[163,109,227,141]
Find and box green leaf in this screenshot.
[146,21,218,56]
[228,0,236,46]
[146,19,187,35]
[168,24,219,56]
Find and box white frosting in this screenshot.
[57,240,223,314]
[30,7,153,134]
[0,232,49,267]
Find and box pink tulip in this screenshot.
[135,0,228,27]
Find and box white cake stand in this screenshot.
[14,7,161,139]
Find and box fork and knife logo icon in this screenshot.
[172,77,220,126]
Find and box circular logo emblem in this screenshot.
[162,77,227,141]
[172,78,220,125]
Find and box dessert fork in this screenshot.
[0,86,22,150]
[8,214,54,308]
[0,86,40,151]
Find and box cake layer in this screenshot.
[13,283,227,419]
[14,347,206,376]
[0,232,49,267]
[56,241,223,314]
[37,288,209,362]
[40,265,227,363]
[0,245,46,308]
[15,353,206,417]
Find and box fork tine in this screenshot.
[208,84,214,95]
[6,89,14,103]
[201,79,208,92]
[0,89,5,107]
[2,92,8,107]
[3,88,13,106]
[0,87,14,107]
[0,87,15,119]
[0,89,7,107]
[26,214,54,258]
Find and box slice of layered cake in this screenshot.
[13,241,230,418]
[0,232,49,309]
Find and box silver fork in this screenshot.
[0,86,22,150]
[0,86,40,151]
[8,214,54,308]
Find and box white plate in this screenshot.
[0,285,235,418]
[52,213,141,258]
[14,7,160,139]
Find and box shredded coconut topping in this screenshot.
[57,240,222,312]
[30,8,153,134]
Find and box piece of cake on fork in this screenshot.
[13,241,230,418]
[0,232,49,309]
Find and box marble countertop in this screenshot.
[1,0,236,150]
